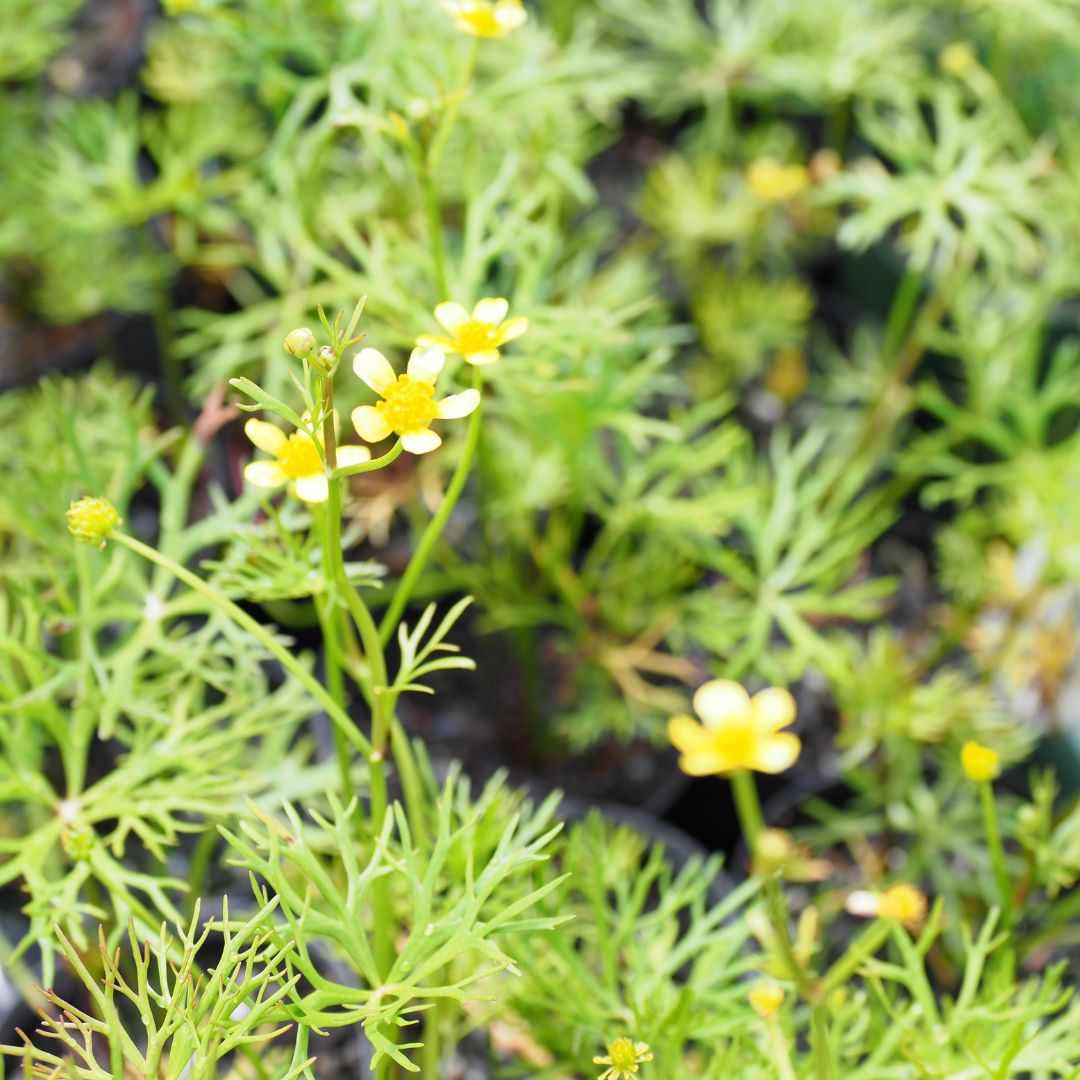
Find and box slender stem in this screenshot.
[421,167,450,300]
[821,920,890,993]
[379,367,483,645]
[730,768,766,858]
[811,1003,832,1080]
[881,266,922,362]
[334,440,404,478]
[767,1020,798,1080]
[112,533,372,758]
[317,586,353,800]
[980,781,1014,930]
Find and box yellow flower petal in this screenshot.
[472,297,509,324]
[245,418,287,455]
[748,732,801,774]
[463,347,501,366]
[493,315,529,346]
[434,301,471,336]
[244,461,288,488]
[336,444,373,467]
[679,749,739,775]
[406,345,446,384]
[437,389,481,419]
[694,679,751,728]
[352,405,394,443]
[667,713,707,754]
[401,428,442,454]
[416,334,456,350]
[353,348,397,394]
[293,473,329,503]
[752,687,797,732]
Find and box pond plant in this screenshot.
[2,0,1080,1077]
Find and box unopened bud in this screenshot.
[313,345,338,375]
[67,496,122,549]
[284,327,318,360]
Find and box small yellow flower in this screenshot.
[417,298,528,366]
[441,0,527,38]
[593,1037,652,1080]
[749,983,785,1020]
[351,345,480,455]
[66,496,122,548]
[243,420,370,504]
[764,348,808,404]
[747,158,811,202]
[940,41,977,77]
[961,741,1001,784]
[847,884,927,928]
[668,681,801,776]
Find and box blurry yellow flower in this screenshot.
[961,741,1000,783]
[593,1038,652,1080]
[668,681,801,776]
[809,148,843,184]
[66,496,122,548]
[418,298,528,366]
[764,348,808,404]
[847,884,927,928]
[749,983,785,1020]
[441,0,527,38]
[747,158,811,202]
[352,346,480,455]
[940,41,977,77]
[244,420,370,503]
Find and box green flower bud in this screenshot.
[312,345,338,375]
[284,327,318,359]
[66,496,122,549]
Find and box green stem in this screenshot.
[821,920,891,994]
[379,368,483,645]
[811,1003,832,1080]
[730,768,766,858]
[882,266,922,362]
[421,167,450,300]
[980,781,1014,930]
[112,533,372,759]
[334,440,404,478]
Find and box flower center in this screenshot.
[458,7,502,35]
[710,716,758,767]
[376,374,439,434]
[275,433,323,479]
[456,319,499,353]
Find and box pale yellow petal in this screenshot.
[293,473,329,503]
[495,2,527,31]
[748,733,801,774]
[463,348,501,366]
[243,461,288,489]
[336,444,372,467]
[678,750,735,776]
[434,301,471,336]
[416,334,455,350]
[472,297,509,325]
[752,687,797,732]
[352,405,394,443]
[667,713,708,754]
[436,389,481,419]
[493,316,529,346]
[244,418,287,454]
[406,345,446,384]
[401,428,442,454]
[694,679,752,728]
[353,348,397,394]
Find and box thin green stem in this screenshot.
[112,532,372,759]
[379,367,483,645]
[821,920,891,994]
[334,440,404,478]
[811,1003,832,1080]
[730,768,766,857]
[980,781,1014,930]
[421,167,450,300]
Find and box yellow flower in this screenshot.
[66,496,122,548]
[846,884,927,928]
[747,158,811,202]
[961,741,1000,784]
[441,0,527,38]
[668,681,801,776]
[243,420,370,503]
[940,41,977,77]
[749,983,785,1020]
[351,345,480,455]
[593,1038,652,1080]
[764,348,808,404]
[417,298,528,366]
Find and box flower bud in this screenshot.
[284,327,318,360]
[66,496,122,549]
[961,741,1000,783]
[749,983,785,1020]
[312,345,338,375]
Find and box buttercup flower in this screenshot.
[847,884,928,928]
[243,420,370,503]
[66,496,122,548]
[668,681,801,776]
[352,345,479,454]
[749,983,785,1020]
[961,741,1000,783]
[441,0,527,38]
[747,157,811,201]
[593,1038,652,1080]
[417,298,528,366]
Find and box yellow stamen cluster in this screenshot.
[275,432,324,478]
[593,1038,652,1080]
[848,883,928,928]
[747,158,811,202]
[961,741,1000,783]
[749,983,785,1020]
[66,496,122,549]
[442,0,527,38]
[376,375,439,436]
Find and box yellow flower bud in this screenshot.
[961,741,1000,783]
[66,496,122,549]
[749,983,785,1020]
[283,327,318,359]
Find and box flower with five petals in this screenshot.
[417,298,528,366]
[441,0,527,38]
[243,420,370,503]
